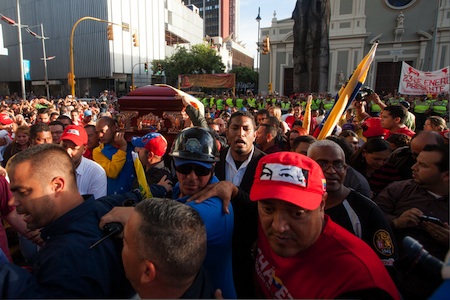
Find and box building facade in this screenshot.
[259,0,450,96]
[186,0,239,40]
[0,0,203,97]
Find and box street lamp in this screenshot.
[26,24,54,100]
[256,7,261,71]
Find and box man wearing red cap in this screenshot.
[131,132,173,197]
[250,152,400,299]
[60,125,107,199]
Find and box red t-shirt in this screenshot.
[386,126,415,139]
[254,215,400,299]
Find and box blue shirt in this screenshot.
[0,194,137,298]
[173,176,237,298]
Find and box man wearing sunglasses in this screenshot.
[169,127,236,299]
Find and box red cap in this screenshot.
[250,152,326,210]
[60,125,88,146]
[131,132,167,156]
[0,114,13,125]
[362,117,389,138]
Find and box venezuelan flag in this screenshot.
[315,42,378,139]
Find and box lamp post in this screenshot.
[255,7,261,71]
[27,23,54,100]
[69,17,136,97]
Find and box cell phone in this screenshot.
[420,215,444,226]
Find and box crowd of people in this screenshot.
[0,88,448,299]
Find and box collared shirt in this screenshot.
[225,146,255,187]
[76,156,107,199]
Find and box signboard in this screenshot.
[178,74,235,89]
[23,59,31,80]
[398,62,449,95]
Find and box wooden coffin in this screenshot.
[118,85,185,145]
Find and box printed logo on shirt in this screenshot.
[255,247,293,299]
[373,229,394,256]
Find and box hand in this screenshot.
[187,181,238,214]
[25,229,44,246]
[99,207,134,238]
[114,131,127,151]
[393,208,423,229]
[174,94,191,108]
[158,175,173,192]
[421,221,450,245]
[214,289,223,299]
[0,166,6,177]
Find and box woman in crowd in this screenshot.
[349,137,400,198]
[2,125,31,167]
[423,116,448,132]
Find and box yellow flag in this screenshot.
[317,42,378,140]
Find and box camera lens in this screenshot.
[401,236,443,282]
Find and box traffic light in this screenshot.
[67,72,76,86]
[157,63,163,75]
[132,33,139,47]
[262,36,270,55]
[144,63,148,73]
[107,25,114,40]
[268,82,272,92]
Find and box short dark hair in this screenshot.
[134,198,206,283]
[383,105,407,124]
[49,120,65,129]
[37,108,50,115]
[30,123,50,142]
[257,109,269,117]
[421,144,449,173]
[56,115,73,125]
[228,110,256,129]
[292,135,316,150]
[6,143,76,186]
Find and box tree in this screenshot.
[229,66,258,93]
[152,44,226,86]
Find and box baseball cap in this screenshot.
[60,125,88,146]
[84,110,93,117]
[250,152,326,210]
[362,117,389,138]
[341,123,355,131]
[0,114,13,125]
[131,132,167,156]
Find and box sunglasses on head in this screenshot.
[175,164,212,176]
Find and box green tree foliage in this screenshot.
[152,44,225,86]
[229,66,258,84]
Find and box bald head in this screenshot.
[411,131,444,157]
[307,139,345,161]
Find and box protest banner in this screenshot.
[398,62,449,95]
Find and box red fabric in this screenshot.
[0,176,14,262]
[385,126,415,139]
[254,215,400,299]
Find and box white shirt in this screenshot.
[76,156,107,199]
[225,146,255,187]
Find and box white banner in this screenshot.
[398,62,449,95]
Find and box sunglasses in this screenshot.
[175,164,212,176]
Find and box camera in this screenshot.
[420,215,444,226]
[355,87,374,101]
[397,236,443,282]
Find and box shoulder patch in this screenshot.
[373,229,394,256]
